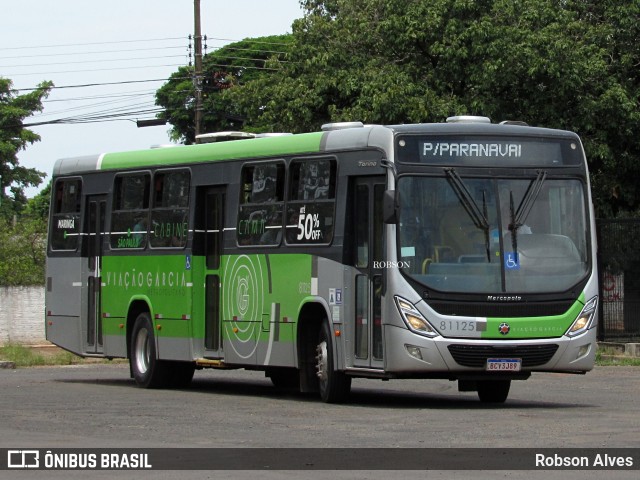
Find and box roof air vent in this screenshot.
[196,131,255,144]
[254,133,293,138]
[321,121,364,131]
[446,116,491,124]
[499,120,529,126]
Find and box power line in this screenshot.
[208,45,290,56]
[1,55,187,69]
[205,36,292,47]
[43,89,157,103]
[23,106,166,127]
[34,96,158,118]
[14,77,192,92]
[7,31,294,130]
[0,35,290,53]
[0,45,186,60]
[0,37,187,51]
[8,63,186,77]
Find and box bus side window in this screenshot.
[50,178,82,251]
[150,170,190,248]
[285,158,336,245]
[237,162,284,246]
[110,173,150,249]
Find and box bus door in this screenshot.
[199,187,225,357]
[352,177,385,369]
[84,195,106,354]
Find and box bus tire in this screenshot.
[267,367,300,389]
[165,361,195,389]
[316,321,351,403]
[130,312,167,388]
[477,379,511,403]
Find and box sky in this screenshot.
[1,0,305,198]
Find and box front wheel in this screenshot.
[316,322,351,403]
[477,379,511,403]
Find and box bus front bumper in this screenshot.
[383,324,597,376]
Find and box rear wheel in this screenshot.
[316,322,351,403]
[130,312,168,388]
[477,379,511,403]
[165,361,195,389]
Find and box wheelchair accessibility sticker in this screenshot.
[505,252,520,270]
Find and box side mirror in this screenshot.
[383,190,398,224]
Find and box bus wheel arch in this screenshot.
[129,309,166,388]
[297,302,324,394]
[126,301,195,389]
[125,301,195,389]
[296,301,351,402]
[126,301,152,368]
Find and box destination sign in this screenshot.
[422,142,522,159]
[396,135,582,166]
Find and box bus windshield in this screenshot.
[396,175,589,294]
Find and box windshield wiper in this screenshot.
[508,170,547,254]
[445,168,491,261]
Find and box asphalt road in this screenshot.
[0,363,638,479]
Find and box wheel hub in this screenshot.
[316,340,328,382]
[134,327,150,375]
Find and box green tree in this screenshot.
[241,0,612,131]
[0,214,47,286]
[569,0,640,216]
[0,78,53,218]
[155,35,292,143]
[226,0,639,216]
[22,180,51,221]
[158,1,640,217]
[0,184,49,286]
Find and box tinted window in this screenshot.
[50,178,82,250]
[110,173,150,249]
[285,159,337,245]
[150,170,190,248]
[237,162,284,246]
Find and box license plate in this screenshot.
[486,358,522,372]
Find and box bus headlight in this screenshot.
[394,296,438,338]
[565,296,598,337]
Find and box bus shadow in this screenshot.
[55,373,595,410]
[185,377,593,410]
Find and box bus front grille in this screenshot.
[447,344,560,368]
[428,301,574,318]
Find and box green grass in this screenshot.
[595,348,640,366]
[0,343,79,367]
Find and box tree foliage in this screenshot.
[159,0,639,217]
[0,185,49,286]
[0,78,52,218]
[0,214,47,286]
[155,35,293,144]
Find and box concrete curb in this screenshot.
[597,342,640,358]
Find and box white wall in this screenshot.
[0,286,46,344]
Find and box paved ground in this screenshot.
[0,364,638,479]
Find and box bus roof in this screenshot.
[53,131,325,176]
[51,121,580,176]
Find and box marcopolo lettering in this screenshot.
[487,295,522,302]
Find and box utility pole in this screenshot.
[194,0,203,138]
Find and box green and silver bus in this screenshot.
[45,116,598,403]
